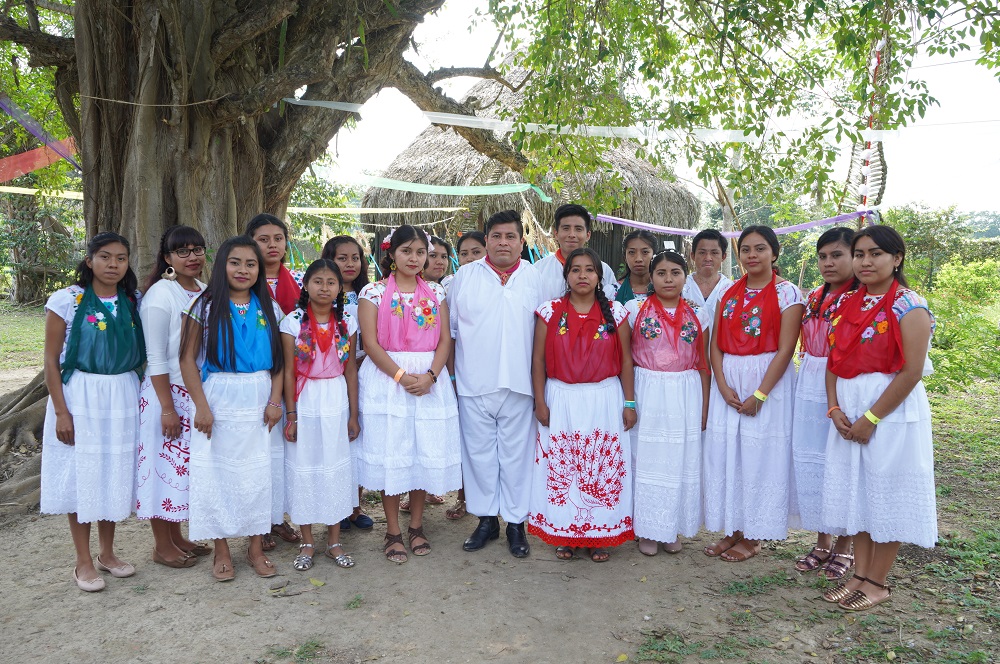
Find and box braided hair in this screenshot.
[296,259,348,340]
[562,247,616,331]
[811,227,857,317]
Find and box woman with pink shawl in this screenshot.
[356,225,462,564]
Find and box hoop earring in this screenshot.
[162,266,177,281]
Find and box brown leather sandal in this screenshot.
[245,549,277,578]
[408,526,431,556]
[384,532,407,564]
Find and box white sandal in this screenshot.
[293,543,314,571]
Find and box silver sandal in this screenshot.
[325,543,355,568]
[293,543,314,571]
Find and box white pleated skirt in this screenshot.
[821,372,937,547]
[41,371,139,523]
[284,375,355,526]
[632,367,703,543]
[528,377,634,548]
[135,379,194,521]
[357,351,462,496]
[270,416,285,524]
[703,351,795,540]
[791,353,844,534]
[188,371,272,540]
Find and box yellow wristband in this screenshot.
[753,390,768,402]
[863,409,881,425]
[393,368,406,383]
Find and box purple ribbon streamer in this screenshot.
[0,91,82,172]
[596,210,878,238]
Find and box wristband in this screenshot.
[266,400,281,409]
[161,411,176,417]
[393,368,406,383]
[624,400,636,409]
[427,368,438,383]
[863,409,881,425]
[826,406,841,418]
[753,390,768,402]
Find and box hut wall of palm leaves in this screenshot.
[361,69,701,277]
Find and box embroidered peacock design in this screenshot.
[546,429,626,523]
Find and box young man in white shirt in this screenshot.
[533,203,618,302]
[448,210,543,558]
[681,229,734,331]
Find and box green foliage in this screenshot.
[924,291,1000,393]
[0,302,45,369]
[968,211,1000,239]
[286,159,360,261]
[482,1,1000,211]
[935,260,1000,304]
[882,205,972,290]
[722,572,794,597]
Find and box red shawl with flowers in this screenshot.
[716,274,781,356]
[632,296,707,372]
[542,297,621,384]
[827,281,904,379]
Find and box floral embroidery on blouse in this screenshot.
[336,330,350,362]
[739,303,763,338]
[558,311,569,335]
[721,295,737,320]
[411,297,438,330]
[85,310,109,331]
[679,320,698,345]
[638,316,662,340]
[255,309,267,329]
[389,291,405,319]
[594,322,613,340]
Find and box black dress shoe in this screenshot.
[506,521,530,558]
[463,516,500,551]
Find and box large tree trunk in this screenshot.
[0,0,529,510]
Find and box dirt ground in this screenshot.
[0,371,995,664]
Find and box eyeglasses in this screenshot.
[172,246,206,258]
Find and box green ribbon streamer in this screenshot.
[360,175,552,203]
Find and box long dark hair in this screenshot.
[379,224,430,276]
[321,235,370,294]
[618,230,659,281]
[562,247,616,331]
[184,236,283,376]
[244,213,290,263]
[145,225,206,291]
[76,231,139,305]
[737,225,781,275]
[296,259,347,340]
[456,231,487,254]
[649,249,689,276]
[853,224,909,288]
[811,227,857,316]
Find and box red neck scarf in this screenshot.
[555,249,567,265]
[828,280,904,379]
[804,281,853,322]
[485,255,520,286]
[544,297,621,383]
[271,264,300,314]
[637,296,707,372]
[716,273,781,356]
[308,303,334,355]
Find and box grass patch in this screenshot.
[265,639,325,663]
[637,629,769,663]
[345,594,363,610]
[722,572,794,596]
[0,303,46,370]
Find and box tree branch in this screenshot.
[425,66,515,89]
[0,14,74,66]
[211,0,298,65]
[33,0,72,16]
[391,58,529,173]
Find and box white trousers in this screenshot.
[458,389,536,524]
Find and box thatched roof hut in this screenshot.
[361,70,700,268]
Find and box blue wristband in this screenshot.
[624,400,636,409]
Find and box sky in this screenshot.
[325,2,1000,214]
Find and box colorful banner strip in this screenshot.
[595,210,878,238]
[0,92,82,171]
[357,175,552,203]
[0,137,77,183]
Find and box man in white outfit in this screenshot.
[681,228,734,331]
[448,210,543,558]
[533,203,618,302]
